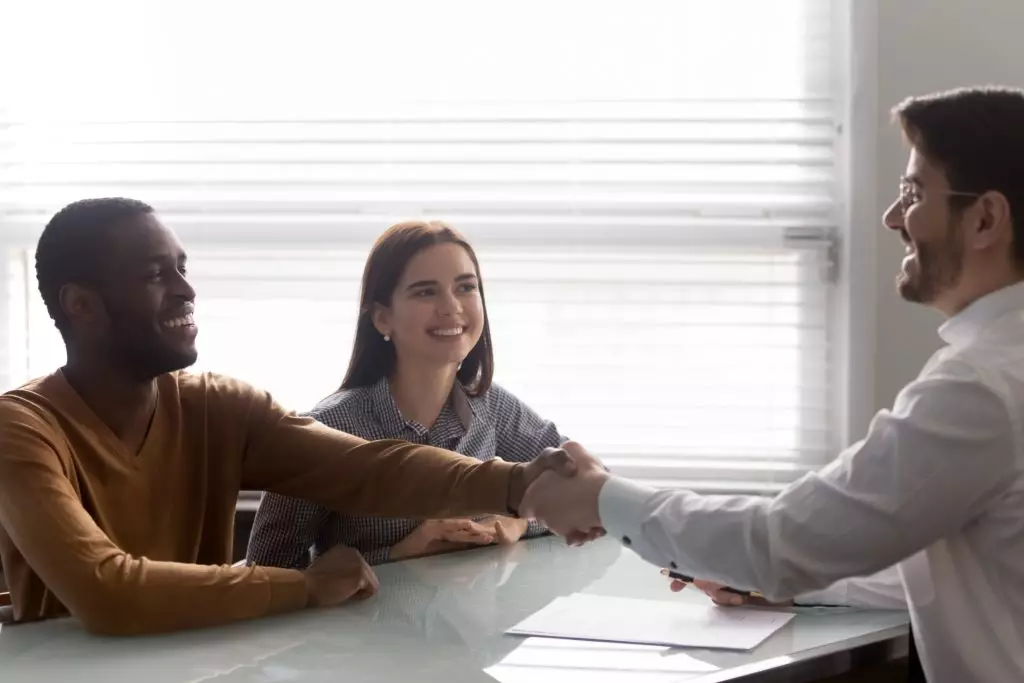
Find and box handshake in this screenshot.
[514,441,611,546]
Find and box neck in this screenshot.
[62,349,159,443]
[939,265,1024,317]
[388,361,459,429]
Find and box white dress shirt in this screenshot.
[600,282,1024,683]
[797,564,906,609]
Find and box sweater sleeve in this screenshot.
[0,403,309,636]
[236,384,518,520]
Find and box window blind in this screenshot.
[0,0,838,493]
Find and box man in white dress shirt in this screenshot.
[523,86,1024,683]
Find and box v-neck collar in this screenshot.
[50,369,167,465]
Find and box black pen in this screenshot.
[661,568,763,598]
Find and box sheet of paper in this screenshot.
[506,593,795,651]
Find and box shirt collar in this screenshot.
[450,382,483,429]
[368,376,412,434]
[368,376,480,435]
[938,281,1024,347]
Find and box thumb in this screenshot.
[540,446,577,478]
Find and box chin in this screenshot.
[147,348,199,378]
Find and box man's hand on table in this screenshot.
[667,576,791,608]
[520,441,609,545]
[303,546,380,607]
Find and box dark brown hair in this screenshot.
[340,220,494,395]
[893,85,1024,266]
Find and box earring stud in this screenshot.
[383,334,391,342]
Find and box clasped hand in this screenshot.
[521,441,610,546]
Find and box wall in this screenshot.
[868,0,1024,412]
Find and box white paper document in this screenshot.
[506,593,795,651]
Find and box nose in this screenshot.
[437,289,462,317]
[882,198,904,232]
[172,269,196,301]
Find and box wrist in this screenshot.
[390,539,412,561]
[515,516,530,536]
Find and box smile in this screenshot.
[429,326,464,337]
[162,313,196,329]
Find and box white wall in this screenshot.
[867,0,1024,413]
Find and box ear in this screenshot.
[370,303,392,339]
[58,283,106,331]
[970,190,1012,250]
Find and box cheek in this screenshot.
[391,300,434,336]
[466,296,485,328]
[903,204,945,243]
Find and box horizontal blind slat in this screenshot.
[0,0,837,489]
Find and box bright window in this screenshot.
[0,0,839,492]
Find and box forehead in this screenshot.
[399,242,476,281]
[104,213,185,265]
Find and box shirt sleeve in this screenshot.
[0,403,309,635]
[489,384,568,464]
[796,564,907,609]
[489,384,565,538]
[245,492,328,570]
[234,383,518,520]
[361,545,393,566]
[597,366,1017,602]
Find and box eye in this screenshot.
[457,282,478,293]
[900,181,922,212]
[413,287,435,297]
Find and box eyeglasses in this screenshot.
[898,175,982,215]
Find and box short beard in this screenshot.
[105,306,197,381]
[897,218,964,304]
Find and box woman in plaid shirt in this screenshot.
[247,220,567,568]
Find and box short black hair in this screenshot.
[35,197,154,339]
[893,86,1024,266]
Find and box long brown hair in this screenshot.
[340,220,495,395]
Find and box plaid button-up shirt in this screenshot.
[246,378,566,567]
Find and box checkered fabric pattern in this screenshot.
[246,378,566,567]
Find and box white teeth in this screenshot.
[163,313,195,329]
[431,327,463,337]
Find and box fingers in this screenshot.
[669,579,688,592]
[351,560,380,601]
[539,446,578,478]
[688,579,741,606]
[364,563,381,593]
[494,521,516,545]
[560,441,605,472]
[564,527,605,546]
[440,524,494,545]
[692,579,725,594]
[433,519,494,544]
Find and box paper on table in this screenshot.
[506,593,795,651]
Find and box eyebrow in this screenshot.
[145,252,188,265]
[405,273,477,290]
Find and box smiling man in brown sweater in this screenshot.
[0,198,576,636]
